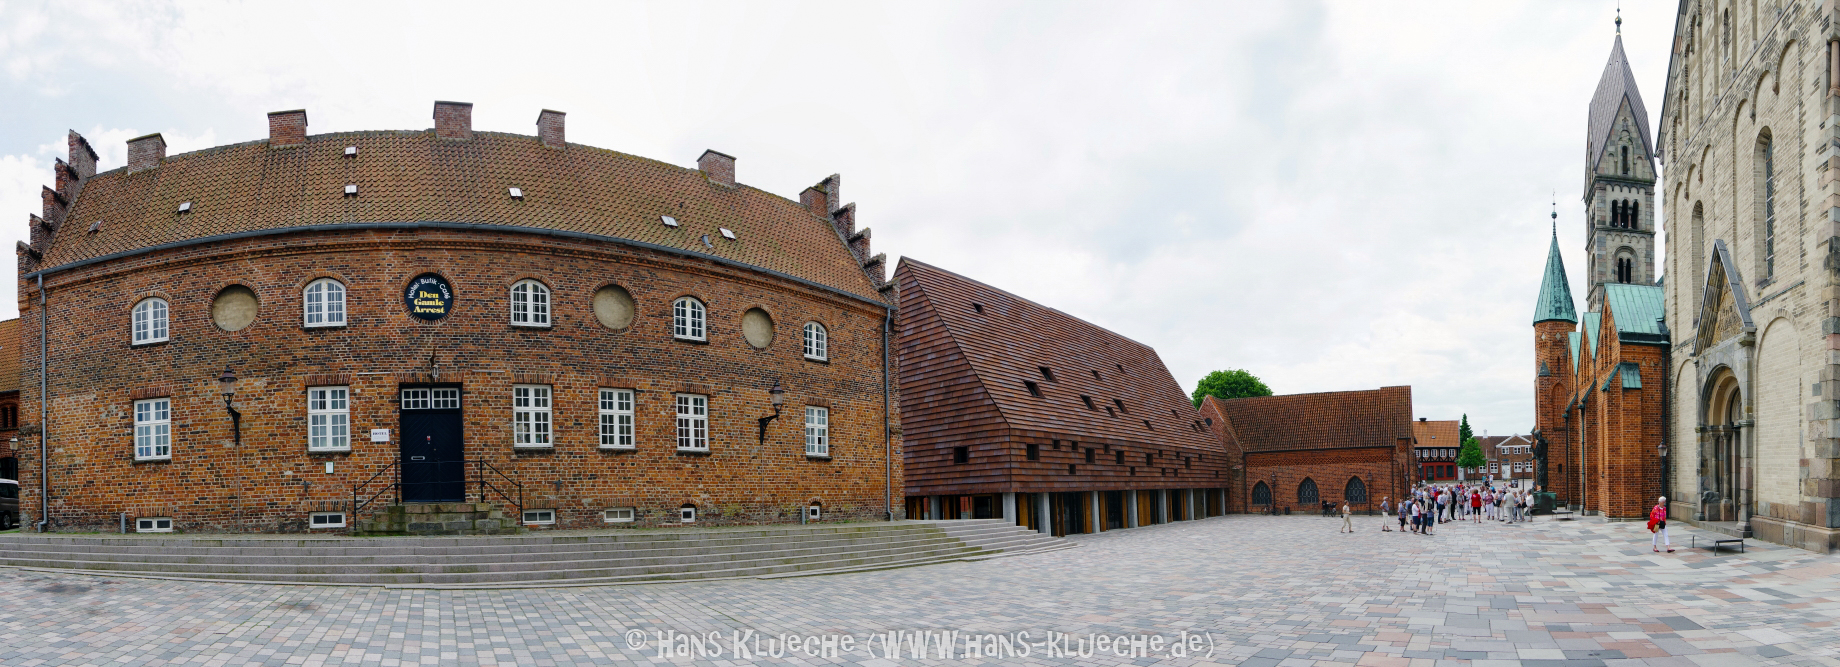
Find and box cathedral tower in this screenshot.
[1533,214,1578,501]
[1583,29,1656,312]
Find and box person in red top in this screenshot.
[1647,496,1673,553]
[1469,488,1483,522]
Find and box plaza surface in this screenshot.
[0,513,1836,666]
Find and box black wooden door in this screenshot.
[400,389,464,502]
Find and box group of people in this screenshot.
[1349,483,1540,535]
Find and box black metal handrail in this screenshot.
[473,460,523,517]
[350,461,399,533]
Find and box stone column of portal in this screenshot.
[1126,491,1140,528]
[1036,492,1051,534]
[1002,492,1017,525]
[1737,419,1755,537]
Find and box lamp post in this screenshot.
[756,381,786,446]
[1657,441,1669,508]
[218,366,241,449]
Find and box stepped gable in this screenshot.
[35,128,883,301]
[1213,386,1413,453]
[896,258,1215,449]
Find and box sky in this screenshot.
[0,1,1672,437]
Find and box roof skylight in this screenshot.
[344,146,358,157]
[661,215,678,227]
[177,202,192,214]
[509,187,524,199]
[719,228,736,240]
[343,184,358,196]
[87,221,102,233]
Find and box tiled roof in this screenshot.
[1603,283,1665,335]
[1412,420,1459,447]
[1213,386,1413,453]
[894,258,1216,449]
[1585,34,1653,198]
[0,318,18,393]
[42,131,882,301]
[1534,230,1577,324]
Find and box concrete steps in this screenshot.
[0,520,1071,588]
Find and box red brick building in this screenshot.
[0,317,19,481]
[1477,434,1536,483]
[894,258,1228,536]
[1203,387,1416,515]
[1412,419,1460,482]
[12,103,901,533]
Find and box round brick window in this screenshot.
[592,285,635,330]
[742,308,775,349]
[211,285,258,332]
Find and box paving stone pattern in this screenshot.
[1,514,1836,666]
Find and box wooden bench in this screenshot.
[1691,535,1745,554]
[1550,509,1576,521]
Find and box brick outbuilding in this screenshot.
[1203,387,1417,515]
[12,103,901,533]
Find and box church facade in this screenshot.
[1531,29,1669,522]
[1654,1,1840,552]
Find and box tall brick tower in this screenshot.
[1533,216,1578,502]
[1582,26,1656,312]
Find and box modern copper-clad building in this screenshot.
[894,258,1228,535]
[12,102,900,533]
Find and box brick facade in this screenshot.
[11,104,901,533]
[1206,387,1416,515]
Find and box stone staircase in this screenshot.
[0,519,1070,588]
[359,503,521,535]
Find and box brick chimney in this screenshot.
[537,109,565,148]
[434,101,473,140]
[267,109,308,147]
[698,150,735,186]
[800,174,840,216]
[68,131,97,180]
[126,133,166,172]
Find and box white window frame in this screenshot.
[599,388,635,449]
[680,505,697,523]
[522,509,556,525]
[132,298,169,344]
[603,507,635,523]
[134,398,172,461]
[510,279,551,327]
[1488,462,1499,474]
[804,406,829,457]
[136,517,174,532]
[309,512,347,528]
[803,322,828,360]
[672,297,706,341]
[303,278,347,328]
[514,384,553,448]
[307,386,351,452]
[675,393,708,451]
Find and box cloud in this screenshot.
[0,0,1671,434]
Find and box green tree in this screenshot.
[1459,414,1473,443]
[1457,436,1487,470]
[1190,369,1273,407]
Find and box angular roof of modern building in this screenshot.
[1534,229,1578,324]
[1585,33,1653,195]
[1212,386,1413,453]
[1412,419,1460,448]
[894,258,1216,449]
[35,122,883,302]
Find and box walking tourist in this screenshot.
[1437,488,1450,523]
[1648,496,1673,553]
[1378,497,1392,531]
[1523,489,1536,521]
[1470,487,1483,522]
[1397,496,1409,533]
[1340,501,1353,533]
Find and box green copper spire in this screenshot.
[1534,217,1578,325]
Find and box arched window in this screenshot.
[673,297,706,340]
[1759,132,1776,278]
[1297,478,1319,505]
[1344,477,1368,504]
[132,298,169,344]
[1251,482,1272,506]
[1629,200,1640,229]
[510,280,550,326]
[803,322,828,360]
[303,278,346,327]
[1616,257,1634,283]
[1621,145,1630,175]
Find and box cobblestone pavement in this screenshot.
[1,514,1837,666]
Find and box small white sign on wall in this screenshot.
[371,429,390,442]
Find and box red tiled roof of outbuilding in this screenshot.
[41,130,883,301]
[896,258,1217,450]
[1213,386,1413,452]
[1412,419,1460,447]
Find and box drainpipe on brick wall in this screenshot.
[1658,318,1671,506]
[35,274,48,532]
[882,310,893,521]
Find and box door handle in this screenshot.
[410,456,426,461]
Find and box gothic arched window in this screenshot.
[1621,145,1630,175]
[1251,482,1272,506]
[1759,132,1776,278]
[1630,200,1639,229]
[1344,477,1367,504]
[1297,478,1319,505]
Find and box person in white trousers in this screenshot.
[1649,496,1673,553]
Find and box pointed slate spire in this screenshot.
[1585,32,1652,196]
[1535,225,1578,325]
